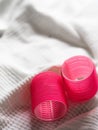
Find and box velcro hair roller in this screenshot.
[31,71,68,121]
[62,55,98,102]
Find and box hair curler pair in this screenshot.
[31,56,98,121]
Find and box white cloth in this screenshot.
[0,0,98,129]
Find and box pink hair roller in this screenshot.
[31,71,68,121]
[62,55,98,102]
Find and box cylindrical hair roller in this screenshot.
[31,71,68,121]
[62,55,98,102]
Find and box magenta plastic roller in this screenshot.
[62,55,98,102]
[31,71,68,121]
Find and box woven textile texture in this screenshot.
[0,0,98,130]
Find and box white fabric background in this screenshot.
[0,0,98,129]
